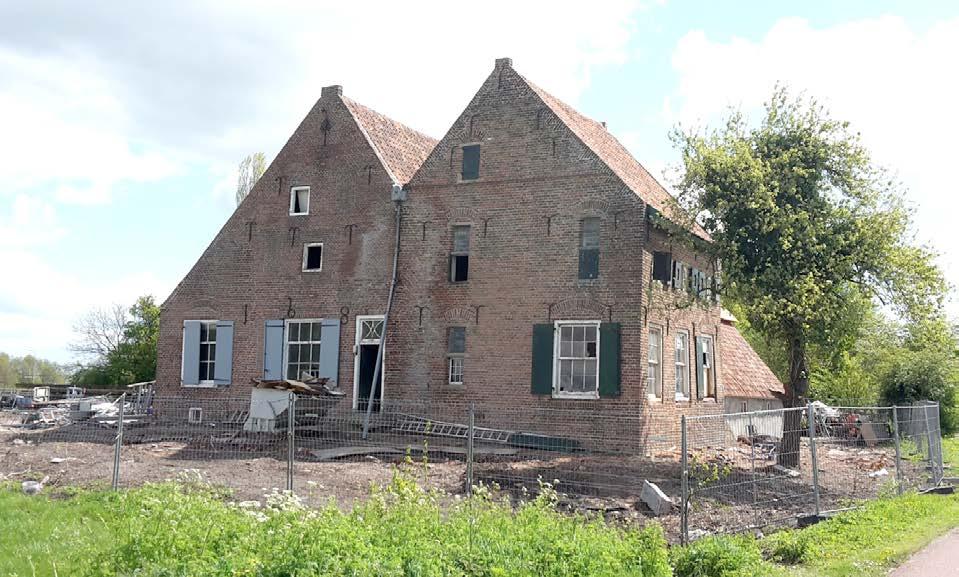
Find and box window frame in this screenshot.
[449,224,471,283]
[460,144,481,181]
[698,334,716,398]
[197,320,217,387]
[447,326,466,385]
[578,217,601,280]
[302,242,324,272]
[674,329,690,400]
[552,319,601,400]
[647,325,663,400]
[289,185,310,216]
[282,318,323,381]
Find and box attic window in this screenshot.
[290,186,310,215]
[461,145,480,180]
[302,243,323,272]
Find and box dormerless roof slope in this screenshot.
[719,322,786,400]
[519,73,710,241]
[341,96,438,184]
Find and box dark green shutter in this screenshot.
[695,337,706,399]
[531,324,554,395]
[599,322,621,398]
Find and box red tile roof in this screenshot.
[719,322,785,399]
[520,74,710,241]
[342,96,437,184]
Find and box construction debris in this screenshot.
[251,375,344,397]
[21,476,48,495]
[641,480,673,516]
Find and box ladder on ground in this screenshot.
[394,415,513,444]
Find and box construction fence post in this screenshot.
[112,393,126,490]
[680,415,689,546]
[892,405,904,494]
[466,403,475,497]
[933,402,944,486]
[923,401,935,488]
[807,402,821,518]
[287,392,296,492]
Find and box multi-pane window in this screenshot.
[697,335,715,398]
[648,326,663,398]
[555,321,600,397]
[199,322,217,383]
[461,144,480,180]
[578,217,600,279]
[448,326,466,385]
[289,186,310,215]
[449,225,470,282]
[302,243,323,272]
[675,330,689,399]
[285,320,322,380]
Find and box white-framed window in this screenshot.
[697,335,716,398]
[648,326,663,399]
[199,321,217,384]
[553,320,600,398]
[284,319,322,380]
[302,243,323,272]
[449,225,470,282]
[448,326,466,385]
[290,186,310,215]
[675,330,689,400]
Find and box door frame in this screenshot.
[353,315,385,410]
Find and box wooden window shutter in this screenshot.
[263,320,285,380]
[598,323,621,397]
[181,321,201,386]
[213,320,234,385]
[318,319,341,386]
[530,324,554,395]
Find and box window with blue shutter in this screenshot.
[318,319,340,385]
[213,321,234,385]
[461,144,480,180]
[263,320,285,380]
[181,321,201,386]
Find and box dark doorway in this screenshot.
[356,343,382,412]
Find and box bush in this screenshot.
[670,535,767,577]
[762,530,809,565]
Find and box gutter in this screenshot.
[362,183,406,438]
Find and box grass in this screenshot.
[943,435,958,477]
[1,467,957,577]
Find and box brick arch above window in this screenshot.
[442,306,476,324]
[550,296,608,320]
[445,207,479,224]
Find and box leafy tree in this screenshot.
[672,87,947,466]
[0,352,67,386]
[71,296,160,387]
[236,152,266,206]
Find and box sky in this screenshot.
[1,0,957,363]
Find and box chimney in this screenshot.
[601,121,607,130]
[494,57,513,69]
[321,85,343,99]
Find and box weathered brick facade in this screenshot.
[157,59,781,444]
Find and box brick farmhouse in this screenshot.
[156,58,783,440]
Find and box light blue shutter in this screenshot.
[695,337,706,399]
[263,320,285,380]
[319,319,340,385]
[181,321,201,386]
[213,321,234,385]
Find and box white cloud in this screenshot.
[669,15,959,315]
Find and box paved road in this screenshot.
[889,529,959,576]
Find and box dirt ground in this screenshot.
[0,410,931,543]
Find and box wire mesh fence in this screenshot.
[0,393,946,543]
[680,401,944,542]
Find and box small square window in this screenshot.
[302,243,323,272]
[461,145,480,180]
[290,186,310,215]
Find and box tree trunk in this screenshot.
[778,336,809,468]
